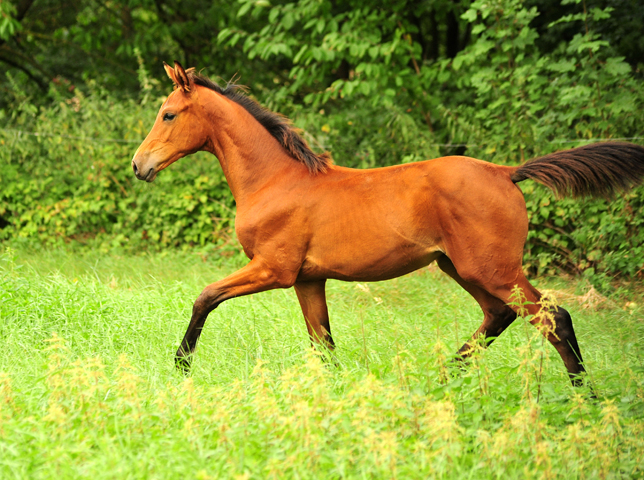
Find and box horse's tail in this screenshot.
[510,142,644,198]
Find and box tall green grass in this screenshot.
[1,247,643,478]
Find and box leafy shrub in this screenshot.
[0,82,235,252]
[443,0,644,282]
[2,0,644,285]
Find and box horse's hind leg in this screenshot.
[438,254,587,386]
[545,305,586,386]
[294,280,335,352]
[436,255,517,360]
[490,276,588,386]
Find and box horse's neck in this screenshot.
[201,94,303,205]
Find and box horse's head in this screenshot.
[132,62,211,182]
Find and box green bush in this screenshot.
[0,83,235,252]
[2,0,644,286]
[444,0,644,283]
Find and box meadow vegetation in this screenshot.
[0,247,643,478]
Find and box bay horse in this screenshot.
[132,61,644,386]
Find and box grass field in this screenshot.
[0,246,643,479]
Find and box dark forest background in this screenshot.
[1,0,644,288]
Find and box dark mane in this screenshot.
[189,71,332,174]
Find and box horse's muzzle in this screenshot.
[132,157,157,182]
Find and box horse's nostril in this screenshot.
[133,162,139,175]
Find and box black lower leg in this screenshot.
[175,308,210,374]
[550,306,588,387]
[457,306,517,359]
[175,335,199,374]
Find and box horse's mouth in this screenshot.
[133,162,158,182]
[143,169,158,182]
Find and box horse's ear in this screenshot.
[163,61,193,93]
[163,62,178,85]
[173,61,192,93]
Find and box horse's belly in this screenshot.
[297,244,444,282]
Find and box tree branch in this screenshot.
[0,45,48,90]
[24,31,137,76]
[0,58,46,91]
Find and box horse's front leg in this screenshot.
[294,280,335,352]
[176,257,293,373]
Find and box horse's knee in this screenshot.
[193,286,225,316]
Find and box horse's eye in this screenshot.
[163,112,176,122]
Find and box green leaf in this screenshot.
[604,57,631,77]
[316,18,325,34]
[269,7,281,23]
[462,8,478,23]
[217,28,234,42]
[237,1,253,18]
[548,59,576,73]
[282,12,295,30]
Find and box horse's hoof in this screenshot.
[175,355,192,375]
[448,355,469,372]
